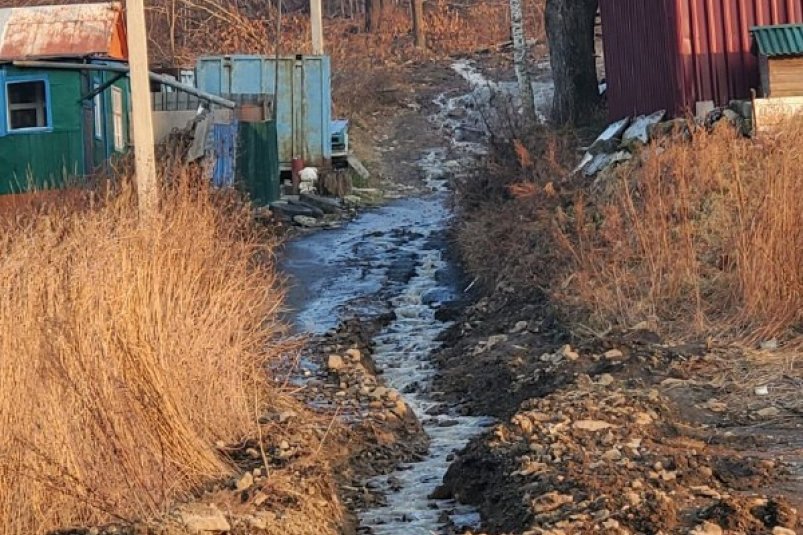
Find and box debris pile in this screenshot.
[577,101,754,181]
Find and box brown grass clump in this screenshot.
[458,120,802,343]
[0,177,285,533]
[559,122,803,341]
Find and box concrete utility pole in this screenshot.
[126,0,159,215]
[310,0,324,55]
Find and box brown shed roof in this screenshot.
[0,2,127,61]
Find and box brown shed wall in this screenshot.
[600,0,803,119]
[767,57,803,96]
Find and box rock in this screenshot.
[370,386,388,399]
[633,412,653,426]
[343,194,362,206]
[756,406,780,418]
[691,485,721,499]
[531,491,574,514]
[293,215,320,228]
[486,334,508,348]
[603,349,624,360]
[391,399,408,419]
[588,118,630,155]
[596,373,615,386]
[624,491,641,506]
[560,344,580,361]
[177,504,231,533]
[245,448,260,460]
[278,410,297,424]
[754,385,769,396]
[760,339,779,350]
[602,448,622,461]
[691,521,723,535]
[279,440,290,450]
[772,528,796,535]
[510,320,529,334]
[622,110,666,144]
[729,99,753,119]
[573,420,616,431]
[583,152,614,177]
[300,193,342,214]
[721,108,741,123]
[327,354,345,371]
[345,348,362,362]
[245,515,267,530]
[700,398,728,413]
[235,472,254,492]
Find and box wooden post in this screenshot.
[126,0,158,215]
[412,0,425,48]
[311,0,324,55]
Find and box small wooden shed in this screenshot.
[0,2,131,194]
[751,24,803,97]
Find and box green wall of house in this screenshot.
[0,65,131,195]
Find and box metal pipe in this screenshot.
[12,60,236,109]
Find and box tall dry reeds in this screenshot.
[559,122,803,340]
[0,178,284,533]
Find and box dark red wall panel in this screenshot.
[600,0,803,119]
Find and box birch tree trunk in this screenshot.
[545,0,600,125]
[510,0,536,121]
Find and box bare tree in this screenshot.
[411,0,425,48]
[509,0,536,121]
[365,0,382,31]
[545,0,600,125]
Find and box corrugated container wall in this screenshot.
[600,0,803,119]
[196,55,332,169]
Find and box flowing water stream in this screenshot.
[280,61,517,534]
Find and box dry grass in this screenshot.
[458,120,803,344]
[558,122,803,341]
[0,176,286,534]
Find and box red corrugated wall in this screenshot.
[600,0,803,119]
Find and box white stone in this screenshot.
[178,504,231,533]
[327,354,345,371]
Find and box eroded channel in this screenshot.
[280,62,507,534]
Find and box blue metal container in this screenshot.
[196,55,332,169]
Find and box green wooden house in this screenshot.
[0,2,132,194]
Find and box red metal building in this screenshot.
[599,0,803,119]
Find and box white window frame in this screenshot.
[111,86,124,151]
[5,77,52,133]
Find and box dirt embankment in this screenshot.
[430,232,802,535]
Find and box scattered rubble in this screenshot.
[578,101,753,180]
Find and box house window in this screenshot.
[111,86,124,151]
[6,80,49,131]
[93,83,103,140]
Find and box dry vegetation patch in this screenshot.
[0,178,292,533]
[458,121,803,345]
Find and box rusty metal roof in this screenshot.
[752,24,803,57]
[0,2,126,61]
